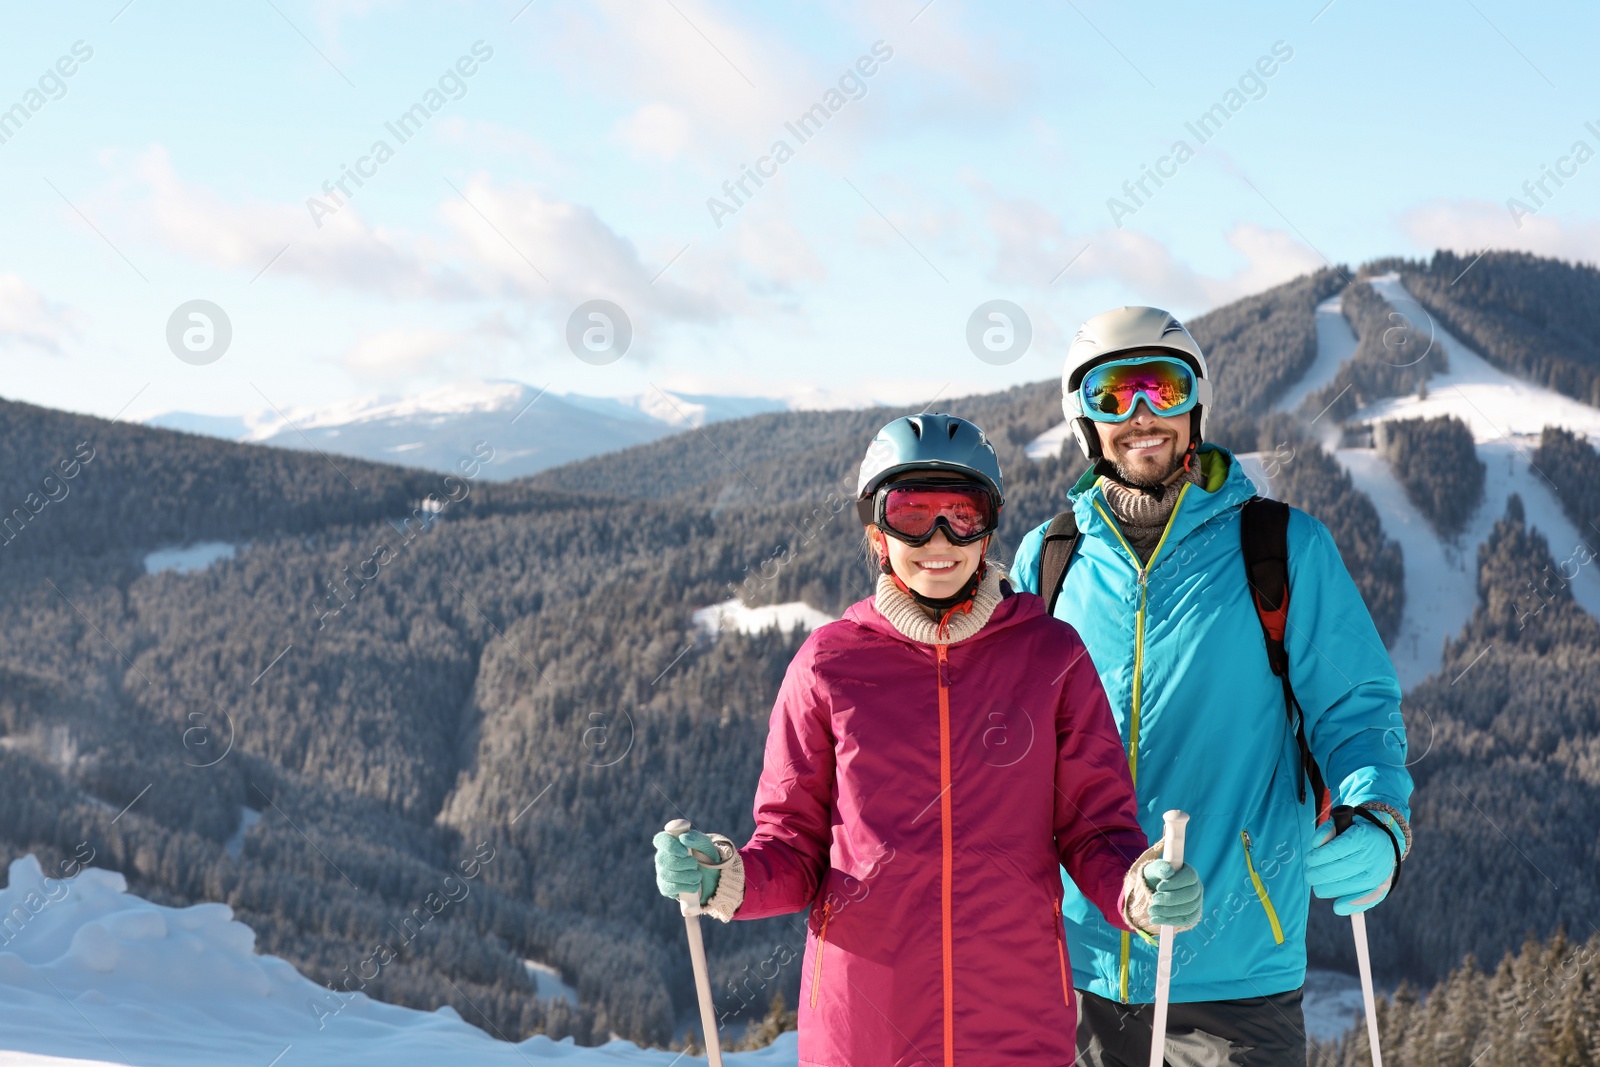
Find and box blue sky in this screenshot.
[0,0,1595,422]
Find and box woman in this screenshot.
[653,413,1202,1066]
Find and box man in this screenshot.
[1010,307,1412,1066]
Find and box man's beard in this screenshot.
[1107,439,1185,492]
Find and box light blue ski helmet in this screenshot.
[854,413,1004,527]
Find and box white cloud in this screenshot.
[434,116,555,168]
[307,0,397,66]
[0,275,82,355]
[732,213,827,290]
[542,0,787,148]
[536,0,1004,170]
[1219,224,1329,297]
[1401,199,1600,267]
[115,148,744,320]
[440,174,721,323]
[341,327,462,378]
[614,103,694,159]
[824,0,1025,126]
[982,190,1326,310]
[123,145,472,300]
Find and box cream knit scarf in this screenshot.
[873,563,1006,645]
[1100,461,1207,563]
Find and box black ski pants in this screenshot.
[1074,986,1307,1067]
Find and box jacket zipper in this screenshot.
[1092,482,1192,1003]
[935,640,954,1067]
[809,899,833,1008]
[1052,898,1072,1007]
[1241,830,1285,945]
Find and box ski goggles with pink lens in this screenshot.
[1077,355,1201,423]
[874,482,998,546]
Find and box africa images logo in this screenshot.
[706,41,894,228]
[305,41,495,228]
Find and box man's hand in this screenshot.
[1306,819,1397,915]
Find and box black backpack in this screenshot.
[1037,496,1327,808]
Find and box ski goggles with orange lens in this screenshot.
[875,482,998,546]
[1078,355,1200,423]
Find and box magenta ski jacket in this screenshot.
[733,587,1148,1067]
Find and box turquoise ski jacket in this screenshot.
[1010,445,1411,1004]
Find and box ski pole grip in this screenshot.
[1161,810,1189,870]
[1331,805,1355,835]
[665,819,716,865]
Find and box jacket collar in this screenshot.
[845,566,1039,647]
[1068,445,1257,567]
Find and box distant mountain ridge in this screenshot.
[142,381,792,481]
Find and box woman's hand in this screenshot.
[1122,843,1204,934]
[1141,860,1204,929]
[653,828,722,904]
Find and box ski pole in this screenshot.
[1331,807,1385,1067]
[1147,809,1189,1067]
[664,819,724,1067]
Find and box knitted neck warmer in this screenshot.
[874,563,1005,645]
[1100,461,1207,562]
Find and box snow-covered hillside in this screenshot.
[1025,420,1073,460]
[1274,292,1358,415]
[141,542,236,575]
[692,599,835,638]
[1332,274,1600,687]
[1340,442,1600,687]
[142,382,789,482]
[1355,274,1600,441]
[0,856,797,1067]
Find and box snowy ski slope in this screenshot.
[1317,274,1600,687]
[1273,292,1359,415]
[0,856,798,1066]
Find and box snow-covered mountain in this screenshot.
[0,854,797,1067]
[141,382,791,482]
[1267,273,1600,688]
[1026,272,1600,691]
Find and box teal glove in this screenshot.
[652,829,721,905]
[1144,859,1203,928]
[1306,816,1398,915]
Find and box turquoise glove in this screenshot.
[1306,816,1399,915]
[652,829,721,905]
[1144,859,1203,928]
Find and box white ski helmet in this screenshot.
[1060,306,1213,460]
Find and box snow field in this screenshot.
[1274,293,1358,415]
[0,856,798,1066]
[1333,441,1600,689]
[141,543,235,575]
[1353,274,1600,444]
[691,599,835,639]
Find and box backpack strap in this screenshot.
[1240,497,1328,809]
[1038,511,1081,615]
